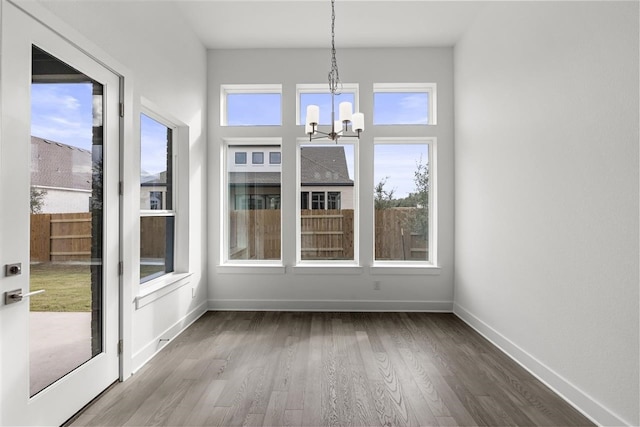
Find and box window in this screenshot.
[140,113,175,282]
[235,152,247,164]
[225,139,282,262]
[374,138,435,263]
[269,152,281,165]
[297,84,359,125]
[328,192,341,210]
[311,192,325,210]
[252,152,264,165]
[221,84,282,126]
[149,191,163,210]
[298,143,356,262]
[373,83,436,125]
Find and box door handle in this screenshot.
[4,289,45,305]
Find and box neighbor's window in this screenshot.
[235,152,247,164]
[269,152,281,165]
[221,84,282,126]
[225,139,282,262]
[252,152,264,165]
[140,113,175,282]
[299,143,356,261]
[374,138,434,263]
[373,83,436,125]
[297,83,359,125]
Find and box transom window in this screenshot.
[221,84,282,126]
[296,83,359,125]
[373,83,436,125]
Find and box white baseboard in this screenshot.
[208,299,453,312]
[453,303,630,427]
[131,301,207,373]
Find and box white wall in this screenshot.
[38,1,209,374]
[209,48,454,311]
[454,2,639,426]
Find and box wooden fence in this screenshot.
[229,208,426,261]
[31,213,168,262]
[31,209,427,262]
[31,213,92,262]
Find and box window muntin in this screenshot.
[225,140,282,262]
[373,83,436,125]
[374,139,433,263]
[298,143,356,262]
[140,113,175,282]
[235,152,247,164]
[221,84,282,126]
[252,152,264,165]
[296,84,359,125]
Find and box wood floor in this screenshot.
[70,312,594,427]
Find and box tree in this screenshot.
[30,187,47,214]
[407,157,429,236]
[374,176,396,209]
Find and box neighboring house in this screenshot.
[30,136,92,214]
[228,145,354,210]
[140,171,168,210]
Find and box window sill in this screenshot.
[370,264,441,275]
[216,264,285,275]
[136,272,193,309]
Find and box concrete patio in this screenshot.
[29,312,91,395]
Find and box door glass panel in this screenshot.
[29,46,104,396]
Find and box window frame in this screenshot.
[372,137,437,267]
[295,83,360,126]
[222,137,283,266]
[373,83,437,126]
[220,84,283,127]
[137,102,191,301]
[296,137,359,266]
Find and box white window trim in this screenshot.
[296,137,359,266]
[220,84,282,126]
[137,100,190,301]
[296,83,360,126]
[373,83,437,125]
[221,137,283,265]
[372,137,438,268]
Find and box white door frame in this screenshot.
[0,2,130,425]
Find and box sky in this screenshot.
[31,83,94,151]
[32,84,429,197]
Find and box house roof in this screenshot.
[31,136,92,191]
[229,146,354,187]
[300,146,353,186]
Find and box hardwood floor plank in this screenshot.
[71,312,594,427]
[301,313,323,426]
[262,391,288,426]
[283,409,303,427]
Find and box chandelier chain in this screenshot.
[329,0,342,95]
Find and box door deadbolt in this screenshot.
[5,263,21,276]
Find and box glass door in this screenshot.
[29,46,107,396]
[0,3,120,425]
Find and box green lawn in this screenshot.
[29,263,92,312]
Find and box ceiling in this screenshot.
[173,1,487,49]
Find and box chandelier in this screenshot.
[304,0,364,142]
